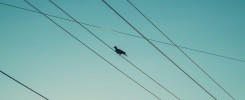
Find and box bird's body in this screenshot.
[114,46,127,56]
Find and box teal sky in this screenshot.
[0,0,244,100]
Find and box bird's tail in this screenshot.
[124,53,127,56]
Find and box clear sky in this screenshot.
[0,0,244,100]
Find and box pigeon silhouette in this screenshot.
[114,46,127,56]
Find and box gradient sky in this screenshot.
[0,0,245,100]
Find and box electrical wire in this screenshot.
[102,0,217,99]
[0,2,244,63]
[23,0,161,99]
[126,1,236,99]
[0,70,49,100]
[47,0,181,99]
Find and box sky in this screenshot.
[0,0,245,100]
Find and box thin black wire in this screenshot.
[102,0,217,100]
[126,1,236,100]
[47,0,181,99]
[0,2,244,63]
[23,0,161,100]
[0,70,49,100]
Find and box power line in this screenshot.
[102,0,217,100]
[0,2,244,63]
[126,0,236,100]
[0,70,49,100]
[23,0,161,99]
[47,0,181,99]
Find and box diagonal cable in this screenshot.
[0,70,49,100]
[102,0,217,99]
[0,2,244,63]
[47,0,181,99]
[126,0,236,100]
[23,0,161,99]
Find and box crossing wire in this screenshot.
[0,70,49,100]
[48,0,181,99]
[0,2,244,63]
[126,0,236,100]
[102,0,217,100]
[23,0,161,100]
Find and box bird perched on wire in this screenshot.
[114,46,127,56]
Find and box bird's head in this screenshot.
[114,46,117,49]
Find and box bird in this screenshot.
[114,46,127,56]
